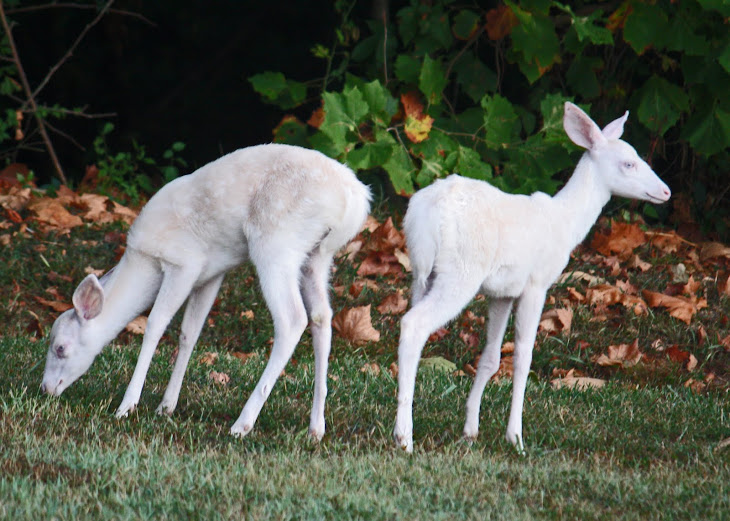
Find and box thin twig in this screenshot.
[44,119,86,151]
[28,0,116,104]
[0,0,67,184]
[7,2,155,26]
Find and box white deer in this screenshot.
[393,102,671,453]
[41,143,371,440]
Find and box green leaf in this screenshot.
[636,75,689,136]
[571,11,613,45]
[623,3,669,54]
[566,54,602,100]
[453,54,497,102]
[455,146,492,181]
[540,93,572,145]
[419,356,457,373]
[719,41,730,75]
[248,72,306,109]
[319,87,369,150]
[419,55,448,105]
[453,10,480,40]
[395,55,421,84]
[346,139,394,170]
[681,103,730,156]
[481,94,520,149]
[361,80,398,125]
[506,1,559,83]
[382,144,416,195]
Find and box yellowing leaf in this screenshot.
[404,113,434,143]
[332,305,380,344]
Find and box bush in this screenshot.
[250,0,730,237]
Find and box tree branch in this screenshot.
[0,0,67,184]
[27,0,116,104]
[7,2,155,26]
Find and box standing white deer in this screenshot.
[393,102,671,453]
[41,143,371,440]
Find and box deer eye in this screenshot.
[55,345,66,358]
[623,161,636,170]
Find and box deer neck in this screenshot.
[553,154,612,250]
[91,253,158,347]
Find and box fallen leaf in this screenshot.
[551,369,606,390]
[464,363,477,377]
[459,330,481,348]
[200,352,219,365]
[717,438,730,451]
[684,378,705,393]
[590,222,646,257]
[332,305,380,344]
[377,291,408,315]
[586,284,647,315]
[501,341,515,354]
[699,242,730,262]
[365,217,405,253]
[594,339,642,367]
[84,266,105,277]
[646,230,687,254]
[360,362,381,376]
[349,279,379,298]
[428,327,449,342]
[388,362,398,378]
[209,371,230,385]
[686,353,698,372]
[642,290,707,324]
[231,351,258,363]
[357,252,405,278]
[394,248,411,272]
[491,356,514,381]
[34,295,72,313]
[539,308,573,335]
[125,316,147,335]
[557,270,605,286]
[419,356,456,373]
[240,310,255,320]
[626,254,651,272]
[28,198,83,230]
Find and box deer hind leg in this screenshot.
[230,251,308,437]
[300,247,335,441]
[156,274,225,416]
[394,271,482,452]
[463,296,514,440]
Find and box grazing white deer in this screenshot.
[393,102,671,453]
[41,143,371,440]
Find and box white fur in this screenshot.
[41,143,371,440]
[393,102,671,453]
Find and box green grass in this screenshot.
[1,218,730,519]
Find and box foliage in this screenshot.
[250,0,730,235]
[92,122,186,204]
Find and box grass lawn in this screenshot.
[1,206,729,519]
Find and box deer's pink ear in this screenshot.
[72,274,104,320]
[563,102,606,151]
[602,110,628,140]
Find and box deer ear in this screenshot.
[563,102,606,151]
[72,274,104,320]
[601,110,628,140]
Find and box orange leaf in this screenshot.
[199,351,219,365]
[34,295,72,313]
[377,291,408,315]
[539,308,572,335]
[590,222,646,257]
[125,316,147,335]
[332,305,380,344]
[700,242,730,262]
[29,198,83,230]
[404,113,434,143]
[586,284,647,314]
[551,370,606,390]
[366,216,405,253]
[594,339,642,367]
[231,351,258,363]
[642,290,707,324]
[485,4,518,41]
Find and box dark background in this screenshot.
[9,0,365,180]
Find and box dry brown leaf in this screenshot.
[0,186,31,212]
[491,356,514,381]
[388,362,398,378]
[485,4,518,40]
[332,305,380,344]
[459,330,481,348]
[501,341,515,354]
[557,270,605,286]
[377,291,408,315]
[590,222,646,257]
[240,310,255,320]
[209,371,230,385]
[357,252,405,278]
[29,198,83,230]
[125,316,147,335]
[349,279,379,298]
[79,193,111,223]
[642,290,707,324]
[360,362,381,376]
[200,352,219,365]
[686,353,698,372]
[365,216,405,253]
[539,308,572,335]
[428,327,449,343]
[34,295,72,313]
[626,254,651,272]
[646,230,687,254]
[551,369,606,390]
[594,339,642,367]
[110,201,138,225]
[586,284,647,315]
[231,351,258,363]
[699,242,730,262]
[394,248,411,272]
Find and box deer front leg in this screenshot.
[116,265,199,418]
[463,296,513,440]
[505,286,546,453]
[156,274,224,416]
